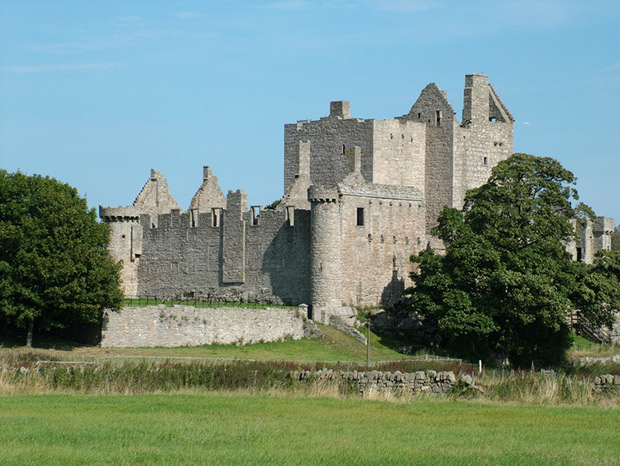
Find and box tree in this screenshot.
[405,154,616,367]
[0,171,123,346]
[571,250,620,330]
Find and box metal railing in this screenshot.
[122,297,297,310]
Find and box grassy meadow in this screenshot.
[2,322,620,465]
[1,394,619,465]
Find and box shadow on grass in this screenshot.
[0,329,95,351]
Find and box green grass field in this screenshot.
[1,394,619,465]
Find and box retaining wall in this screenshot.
[101,305,318,348]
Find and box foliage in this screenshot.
[0,171,122,343]
[612,224,620,251]
[264,199,281,210]
[570,250,620,329]
[405,154,617,368]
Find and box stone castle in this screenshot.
[100,74,613,325]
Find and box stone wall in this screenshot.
[136,195,312,306]
[593,374,620,393]
[284,107,375,192]
[101,304,318,348]
[453,75,513,210]
[292,369,477,396]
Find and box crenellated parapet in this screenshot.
[308,186,339,203]
[99,206,140,222]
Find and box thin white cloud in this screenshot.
[3,63,123,74]
[522,122,531,125]
[260,1,309,10]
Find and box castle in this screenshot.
[100,74,613,325]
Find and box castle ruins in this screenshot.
[100,74,614,325]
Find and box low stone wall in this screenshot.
[101,304,319,348]
[594,374,620,392]
[292,369,475,396]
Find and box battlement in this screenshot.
[308,186,339,203]
[99,206,140,221]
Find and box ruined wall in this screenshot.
[284,104,374,192]
[136,198,312,305]
[453,74,513,209]
[593,217,615,253]
[101,305,316,347]
[403,83,456,233]
[371,119,426,190]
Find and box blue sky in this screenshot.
[1,0,619,221]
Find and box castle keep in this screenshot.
[100,74,613,324]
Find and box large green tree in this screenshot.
[0,171,123,346]
[405,154,617,367]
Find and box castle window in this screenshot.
[390,133,393,139]
[356,207,364,226]
[436,110,442,127]
[211,208,221,227]
[483,157,488,165]
[342,144,345,155]
[417,112,421,119]
[251,206,261,226]
[576,247,583,262]
[489,116,497,122]
[190,209,198,228]
[401,134,404,139]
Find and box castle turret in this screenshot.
[309,186,342,324]
[98,206,142,298]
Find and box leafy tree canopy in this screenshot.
[0,171,122,345]
[405,154,618,367]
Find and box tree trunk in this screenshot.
[26,319,33,347]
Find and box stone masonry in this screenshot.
[100,74,613,327]
[101,304,319,348]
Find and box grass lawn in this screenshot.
[2,325,418,364]
[1,394,619,465]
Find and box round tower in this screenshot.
[309,187,343,324]
[99,206,141,298]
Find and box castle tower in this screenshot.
[98,206,142,298]
[309,186,343,324]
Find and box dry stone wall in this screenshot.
[293,369,473,396]
[101,304,318,348]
